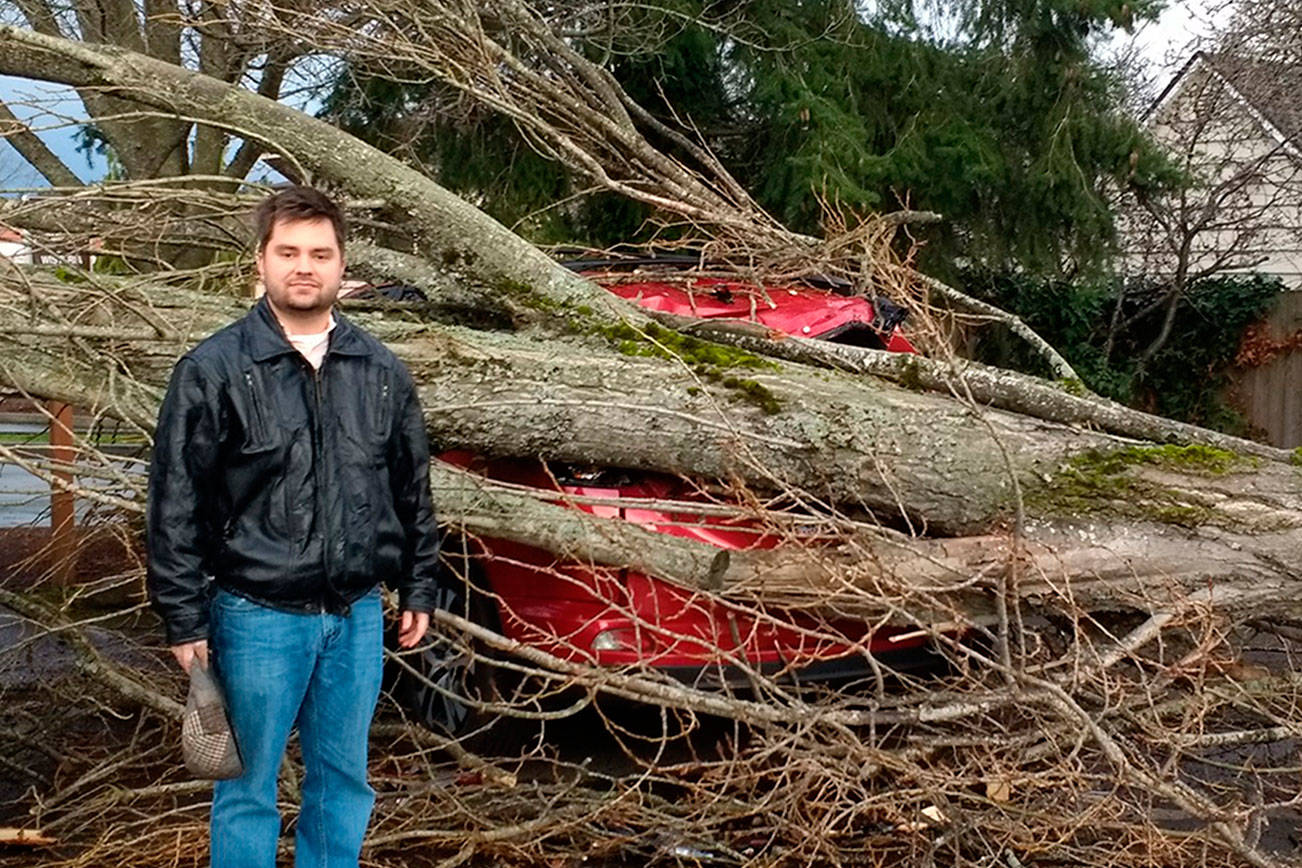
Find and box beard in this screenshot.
[268,279,338,314]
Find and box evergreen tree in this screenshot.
[322,0,1178,276]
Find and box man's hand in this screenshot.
[397,610,430,648]
[171,639,209,673]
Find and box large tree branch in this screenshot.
[0,98,82,187]
[647,311,1292,463]
[0,24,641,320]
[0,176,1283,469]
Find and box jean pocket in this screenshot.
[214,590,264,614]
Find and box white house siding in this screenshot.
[0,239,32,264]
[1123,58,1302,291]
[1121,54,1302,448]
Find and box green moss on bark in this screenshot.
[1078,443,1250,475]
[897,357,925,391]
[1027,443,1251,527]
[596,320,778,371]
[1056,378,1088,397]
[492,277,782,412]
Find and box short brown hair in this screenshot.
[254,186,347,253]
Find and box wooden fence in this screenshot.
[1227,290,1302,448]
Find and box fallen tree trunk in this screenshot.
[2,275,1299,622]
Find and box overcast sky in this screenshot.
[1110,0,1228,94]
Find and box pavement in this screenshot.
[0,604,81,690]
[0,462,50,527]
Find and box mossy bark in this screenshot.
[3,279,1301,621]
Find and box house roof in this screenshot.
[1202,52,1302,145]
[1149,51,1302,149]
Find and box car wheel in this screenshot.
[387,576,504,742]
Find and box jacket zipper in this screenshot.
[312,361,333,613]
[243,371,268,441]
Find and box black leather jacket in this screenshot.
[146,298,440,645]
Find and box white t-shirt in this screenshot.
[287,316,337,370]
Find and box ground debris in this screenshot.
[0,827,56,846]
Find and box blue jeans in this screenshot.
[209,589,383,868]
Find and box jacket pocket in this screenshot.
[372,369,393,448]
[241,368,276,449]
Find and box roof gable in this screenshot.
[1148,51,1302,152]
[1204,52,1302,145]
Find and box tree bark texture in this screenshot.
[2,277,1298,626]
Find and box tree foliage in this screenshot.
[322,0,1178,274]
[963,268,1282,431]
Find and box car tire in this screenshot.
[385,564,513,747]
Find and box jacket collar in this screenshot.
[246,296,371,362]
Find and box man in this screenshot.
[147,186,440,867]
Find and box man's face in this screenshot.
[256,217,344,319]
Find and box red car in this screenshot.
[390,260,926,736]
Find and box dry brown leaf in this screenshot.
[986,779,1013,802]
